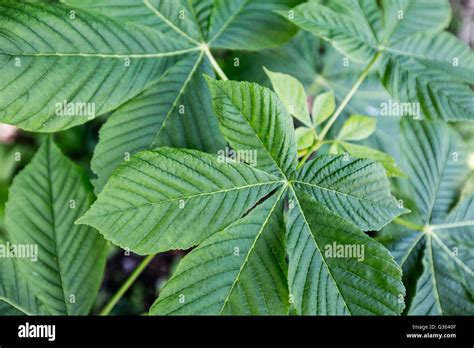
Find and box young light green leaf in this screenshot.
[286,189,405,315]
[329,142,340,155]
[0,138,107,315]
[150,189,288,315]
[206,78,298,178]
[264,68,311,127]
[312,91,336,126]
[338,142,405,177]
[337,115,376,141]
[296,127,316,151]
[78,148,285,255]
[295,155,407,231]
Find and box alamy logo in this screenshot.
[0,242,38,262]
[18,322,56,342]
[324,242,365,262]
[217,147,258,167]
[380,100,421,119]
[55,100,96,119]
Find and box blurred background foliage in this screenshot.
[0,0,472,314]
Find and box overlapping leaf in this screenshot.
[0,138,107,315]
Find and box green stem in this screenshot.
[393,217,424,232]
[203,45,229,81]
[99,254,156,316]
[297,52,381,169]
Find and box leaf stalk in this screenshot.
[99,254,156,316]
[297,52,382,169]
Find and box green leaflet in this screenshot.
[295,155,407,231]
[401,119,469,222]
[312,91,336,126]
[287,189,405,315]
[282,2,379,62]
[264,68,311,127]
[78,148,284,254]
[0,138,107,315]
[296,127,316,153]
[282,0,474,121]
[378,119,474,315]
[150,189,288,315]
[206,78,299,178]
[379,32,474,121]
[336,115,376,141]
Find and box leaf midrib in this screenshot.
[45,140,70,315]
[291,180,396,208]
[212,81,288,179]
[150,52,204,147]
[0,47,200,59]
[83,180,285,219]
[218,186,286,315]
[289,185,352,315]
[0,296,32,315]
[207,0,249,47]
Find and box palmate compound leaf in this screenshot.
[286,189,405,315]
[0,0,191,132]
[281,0,474,121]
[378,119,474,315]
[149,188,288,315]
[77,78,406,315]
[0,138,107,315]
